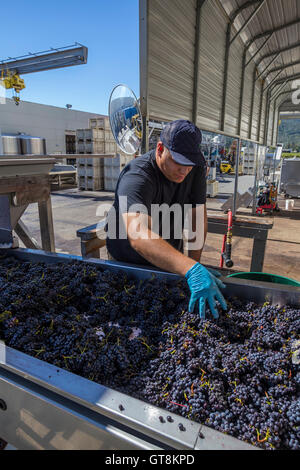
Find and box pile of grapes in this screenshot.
[0,255,299,450]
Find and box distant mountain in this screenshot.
[278,118,300,150]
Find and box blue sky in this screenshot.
[1,0,139,114]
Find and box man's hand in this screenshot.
[185,263,227,319]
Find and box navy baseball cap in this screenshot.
[160,120,205,167]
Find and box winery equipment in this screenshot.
[0,247,299,450]
[0,156,55,250]
[1,134,22,155]
[19,134,47,155]
[1,134,46,156]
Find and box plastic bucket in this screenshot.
[285,199,294,210]
[227,272,300,287]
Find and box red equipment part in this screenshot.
[220,210,234,268]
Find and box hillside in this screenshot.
[278,118,300,150]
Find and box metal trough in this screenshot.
[0,248,299,450]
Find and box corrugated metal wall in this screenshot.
[142,0,271,144]
[196,1,226,132]
[251,78,263,141]
[225,34,243,136]
[267,101,275,145]
[240,58,256,139]
[147,0,197,122]
[259,93,267,143]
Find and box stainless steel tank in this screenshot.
[1,134,22,155]
[19,134,47,155]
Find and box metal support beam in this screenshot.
[192,0,206,124]
[246,18,300,143]
[248,66,258,139]
[263,89,272,144]
[245,34,273,67]
[255,40,300,68]
[263,71,283,93]
[273,90,292,104]
[0,45,88,75]
[230,0,267,46]
[263,58,300,81]
[238,35,273,141]
[264,73,300,144]
[271,99,278,145]
[220,23,231,131]
[270,81,289,103]
[232,138,241,218]
[246,18,300,50]
[139,0,149,154]
[237,50,247,136]
[255,53,280,81]
[220,0,265,131]
[269,72,300,88]
[257,80,265,141]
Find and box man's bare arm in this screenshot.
[188,204,208,263]
[123,212,196,276]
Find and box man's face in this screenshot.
[156,143,193,183]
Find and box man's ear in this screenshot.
[157,141,164,157]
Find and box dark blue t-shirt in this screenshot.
[106,150,206,266]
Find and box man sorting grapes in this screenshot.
[106,120,227,319]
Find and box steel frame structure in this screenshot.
[0,44,88,76]
[139,0,300,217]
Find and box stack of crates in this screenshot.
[104,153,134,191]
[76,117,118,191]
[242,148,256,175]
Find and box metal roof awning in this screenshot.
[139,0,300,150]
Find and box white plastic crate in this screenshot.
[89,117,110,129]
[86,166,104,178]
[78,175,87,190]
[78,174,104,191]
[86,176,104,191]
[76,142,85,153]
[76,129,85,141]
[104,165,122,180]
[104,153,132,168]
[78,166,87,177]
[104,176,118,192]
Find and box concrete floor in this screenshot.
[19,184,300,282]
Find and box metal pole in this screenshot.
[192,0,206,124]
[255,53,280,81]
[264,89,271,145]
[257,80,264,142]
[232,138,241,218]
[252,145,259,215]
[230,0,267,45]
[237,50,247,136]
[139,0,149,154]
[245,34,273,67]
[248,66,257,139]
[220,23,231,131]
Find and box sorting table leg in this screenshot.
[38,198,55,252]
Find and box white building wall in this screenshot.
[0,98,107,154]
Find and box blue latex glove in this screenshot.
[185,263,227,319]
[206,267,222,278]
